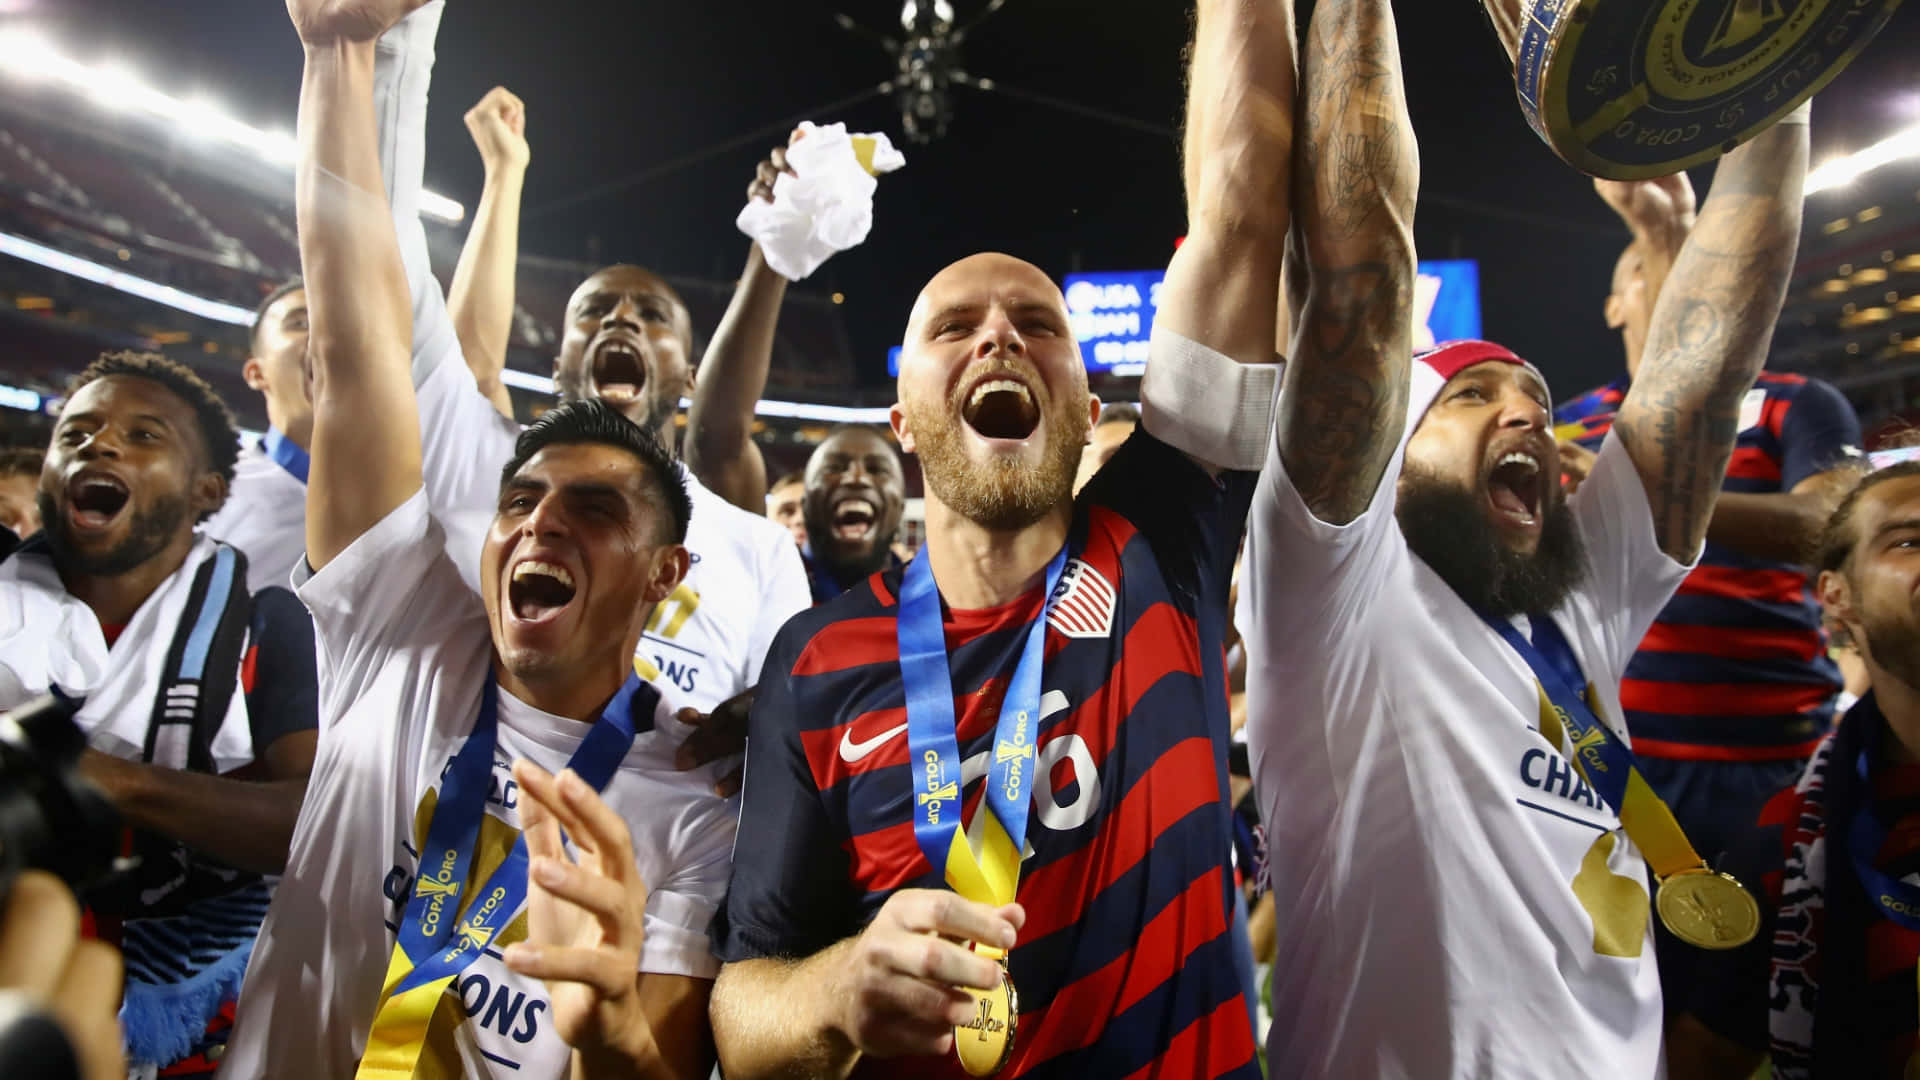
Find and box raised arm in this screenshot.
[447,86,528,420]
[1146,0,1293,473]
[685,141,800,513]
[1598,172,1696,351]
[1270,0,1418,524]
[684,240,781,512]
[1609,115,1809,563]
[293,0,425,572]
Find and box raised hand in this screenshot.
[1595,172,1696,238]
[673,688,754,797]
[464,87,529,176]
[745,129,806,204]
[827,889,1023,1059]
[1557,440,1598,497]
[503,761,655,1067]
[284,0,428,45]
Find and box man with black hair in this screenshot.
[369,0,807,729]
[1236,3,1812,1064]
[0,349,318,1075]
[202,279,314,594]
[799,425,906,603]
[1673,453,1920,1078]
[222,3,732,1074]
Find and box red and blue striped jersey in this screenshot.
[1553,371,1860,760]
[714,429,1259,1079]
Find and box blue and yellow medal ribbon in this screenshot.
[355,675,647,1078]
[897,547,1066,916]
[1484,613,1706,883]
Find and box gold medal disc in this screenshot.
[953,961,1018,1077]
[1656,870,1759,950]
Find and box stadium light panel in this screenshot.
[1807,122,1920,196]
[0,230,253,325]
[0,30,465,222]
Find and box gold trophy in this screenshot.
[1480,0,1906,178]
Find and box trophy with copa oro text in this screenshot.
[1480,0,1905,178]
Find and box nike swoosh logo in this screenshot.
[839,721,910,763]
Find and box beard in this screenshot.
[1395,463,1589,618]
[904,391,1089,533]
[37,490,191,577]
[1861,610,1920,696]
[803,513,897,587]
[555,359,675,436]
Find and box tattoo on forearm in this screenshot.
[1612,122,1805,559]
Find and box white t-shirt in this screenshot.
[202,437,308,596]
[220,491,736,1080]
[1239,430,1690,1079]
[375,1,807,714]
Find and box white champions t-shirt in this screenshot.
[201,438,308,596]
[1239,429,1690,1079]
[220,491,736,1079]
[375,2,808,715]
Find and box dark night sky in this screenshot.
[44,0,1920,396]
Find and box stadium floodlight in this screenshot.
[1807,121,1920,196]
[0,230,254,325]
[0,29,465,223]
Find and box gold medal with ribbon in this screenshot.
[897,548,1067,1075]
[1489,614,1756,950]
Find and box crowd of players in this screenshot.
[0,0,1910,1077]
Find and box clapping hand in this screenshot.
[503,762,654,1067]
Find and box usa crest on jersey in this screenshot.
[1047,558,1116,639]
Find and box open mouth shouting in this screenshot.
[508,558,578,627]
[960,376,1041,443]
[830,496,878,544]
[65,470,130,533]
[1486,450,1545,530]
[589,339,647,405]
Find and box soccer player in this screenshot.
[1237,2,1811,1069]
[704,0,1290,1071]
[0,350,317,1075]
[222,3,732,1075]
[1553,175,1861,1002]
[371,1,808,721]
[800,425,907,603]
[1673,453,1920,1078]
[200,280,314,594]
[766,471,807,549]
[0,446,44,539]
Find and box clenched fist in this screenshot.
[1595,172,1696,238]
[465,87,530,176]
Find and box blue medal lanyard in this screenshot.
[1848,711,1920,933]
[385,673,646,996]
[261,427,310,485]
[897,546,1067,901]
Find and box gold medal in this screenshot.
[1655,869,1759,950]
[953,955,1018,1077]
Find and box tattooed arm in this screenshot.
[1609,118,1808,563]
[1272,0,1418,525]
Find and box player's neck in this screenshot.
[922,493,1071,610]
[492,657,627,727]
[1868,659,1920,766]
[58,529,197,629]
[268,404,314,451]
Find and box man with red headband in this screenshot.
[1237,40,1814,1078]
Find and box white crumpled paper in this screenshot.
[735,120,905,282]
